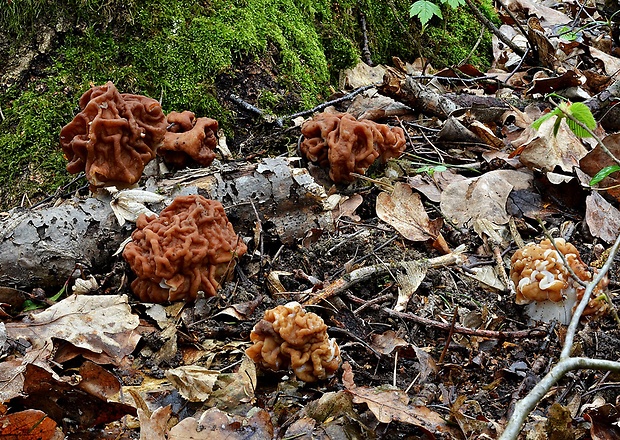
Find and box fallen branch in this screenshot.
[499,232,620,440]
[302,248,465,305]
[380,307,547,339]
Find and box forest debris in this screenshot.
[370,330,408,355]
[394,260,428,312]
[0,196,121,291]
[585,192,620,243]
[376,182,443,242]
[16,363,136,429]
[168,407,272,440]
[342,362,458,437]
[515,116,588,172]
[138,406,171,440]
[579,133,620,202]
[6,294,140,366]
[165,366,221,402]
[440,170,532,228]
[109,187,166,226]
[304,249,465,305]
[0,409,61,440]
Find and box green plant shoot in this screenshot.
[409,0,465,30]
[532,101,596,138]
[589,165,620,186]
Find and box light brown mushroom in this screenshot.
[245,302,341,382]
[510,238,609,323]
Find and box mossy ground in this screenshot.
[0,0,496,210]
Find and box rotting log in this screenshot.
[0,158,333,292]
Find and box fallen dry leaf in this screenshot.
[370,330,408,355]
[376,182,442,241]
[138,406,171,440]
[165,366,220,402]
[0,409,61,440]
[586,192,620,243]
[5,294,140,365]
[342,362,458,437]
[580,133,620,202]
[394,260,428,312]
[168,407,272,440]
[440,170,532,227]
[517,116,588,173]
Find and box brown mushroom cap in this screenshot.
[60,82,167,188]
[159,111,219,167]
[245,302,342,382]
[122,194,247,303]
[510,238,609,319]
[300,112,406,182]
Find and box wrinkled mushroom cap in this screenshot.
[159,111,219,167]
[246,302,342,382]
[122,194,247,303]
[60,82,167,188]
[300,112,406,182]
[510,238,609,319]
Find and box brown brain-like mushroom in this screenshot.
[300,112,406,182]
[245,302,342,382]
[159,111,219,167]
[510,238,609,324]
[60,82,167,188]
[122,194,247,303]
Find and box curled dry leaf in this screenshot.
[169,407,272,440]
[585,192,620,244]
[342,362,458,437]
[376,182,442,242]
[138,405,172,440]
[5,294,140,365]
[440,170,532,228]
[516,116,588,173]
[0,409,61,440]
[370,330,408,355]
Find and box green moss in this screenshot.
[0,0,498,209]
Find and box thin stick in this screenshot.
[382,307,547,339]
[438,306,458,363]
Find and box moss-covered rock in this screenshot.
[0,0,496,209]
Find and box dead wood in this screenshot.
[0,158,332,292]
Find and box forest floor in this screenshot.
[3,0,620,439]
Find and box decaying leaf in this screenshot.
[5,294,140,365]
[517,116,588,172]
[16,363,136,429]
[370,330,408,355]
[168,407,272,440]
[138,406,172,440]
[394,260,428,312]
[377,182,442,241]
[109,187,166,226]
[342,362,458,437]
[166,366,220,402]
[0,409,61,440]
[580,133,620,202]
[585,192,620,243]
[440,170,532,227]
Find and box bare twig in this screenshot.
[302,248,465,305]
[381,307,547,339]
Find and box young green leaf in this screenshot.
[409,0,443,27]
[589,165,620,186]
[440,0,466,8]
[566,102,596,137]
[532,108,561,131]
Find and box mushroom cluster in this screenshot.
[60,82,167,188]
[300,112,406,182]
[245,302,341,382]
[122,194,247,303]
[159,111,219,167]
[510,238,609,324]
